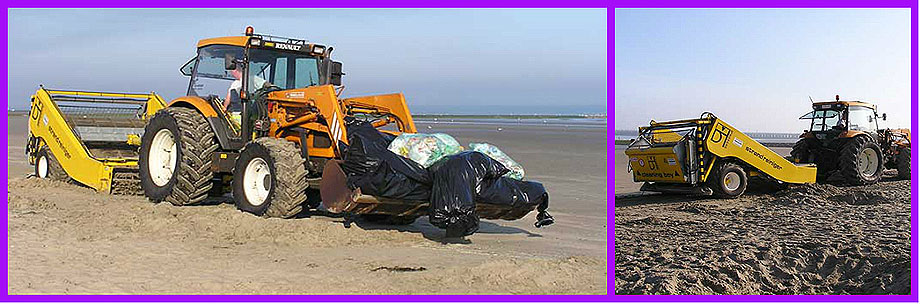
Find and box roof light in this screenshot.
[312,45,325,55]
[835,95,840,101]
[245,26,254,36]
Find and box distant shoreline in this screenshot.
[414,114,606,119]
[8,111,606,120]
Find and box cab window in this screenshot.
[847,106,876,132]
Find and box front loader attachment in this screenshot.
[319,160,540,221]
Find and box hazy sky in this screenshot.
[616,8,911,133]
[7,9,607,114]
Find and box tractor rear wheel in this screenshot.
[139,107,219,206]
[232,138,309,218]
[838,136,883,185]
[706,161,747,198]
[35,146,69,181]
[896,147,911,180]
[790,138,812,163]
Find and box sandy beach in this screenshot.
[7,114,608,294]
[614,145,911,294]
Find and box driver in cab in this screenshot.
[223,56,268,126]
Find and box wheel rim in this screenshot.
[243,157,272,206]
[37,155,48,178]
[724,171,741,192]
[858,147,880,177]
[149,129,178,187]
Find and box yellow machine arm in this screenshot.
[704,118,816,184]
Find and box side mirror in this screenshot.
[330,61,344,86]
[882,113,887,121]
[224,56,240,71]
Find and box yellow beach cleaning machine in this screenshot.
[624,112,817,197]
[26,87,166,194]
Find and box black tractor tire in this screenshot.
[232,138,309,218]
[35,146,70,181]
[838,136,884,185]
[139,107,219,206]
[706,160,748,198]
[896,147,911,180]
[361,214,421,226]
[790,138,813,163]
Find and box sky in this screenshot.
[7,9,607,114]
[615,8,911,133]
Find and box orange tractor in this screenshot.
[139,27,542,224]
[790,95,911,184]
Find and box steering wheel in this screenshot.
[252,83,283,101]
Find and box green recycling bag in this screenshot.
[469,142,525,180]
[388,133,463,167]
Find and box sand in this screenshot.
[613,144,911,295]
[6,115,608,294]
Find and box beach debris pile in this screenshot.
[341,120,552,237]
[387,134,525,180]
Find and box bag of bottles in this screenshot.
[387,133,464,167]
[469,143,525,180]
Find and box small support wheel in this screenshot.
[706,160,748,198]
[34,146,69,181]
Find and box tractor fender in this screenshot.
[166,96,219,117]
[164,96,244,151]
[837,130,870,139]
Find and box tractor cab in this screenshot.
[799,95,882,141]
[178,26,344,140]
[180,27,343,99]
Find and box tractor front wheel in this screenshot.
[896,147,911,180]
[839,136,883,185]
[232,138,309,218]
[706,161,748,198]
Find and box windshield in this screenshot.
[247,48,320,95]
[187,45,322,98]
[187,45,244,97]
[801,109,841,132]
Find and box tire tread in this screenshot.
[144,107,219,206]
[256,138,309,218]
[838,136,883,185]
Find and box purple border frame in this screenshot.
[1,0,915,301]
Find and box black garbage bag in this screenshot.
[478,177,548,209]
[478,177,554,227]
[341,121,430,201]
[428,151,509,237]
